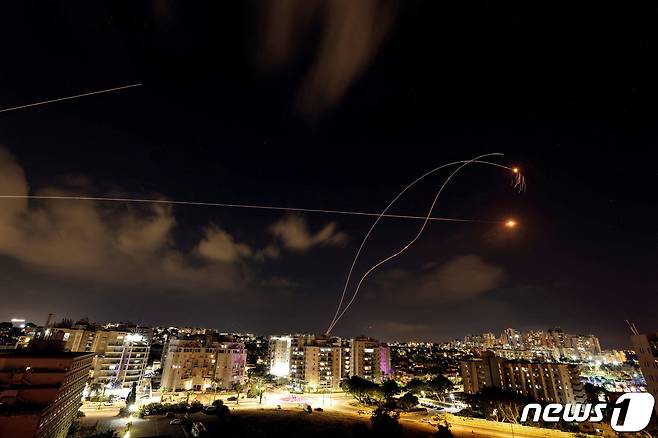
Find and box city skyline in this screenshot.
[3,314,622,351]
[1,3,655,348]
[1,3,656,437]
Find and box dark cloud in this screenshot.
[369,254,505,306]
[0,147,343,327]
[257,0,398,115]
[269,214,347,252]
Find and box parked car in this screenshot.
[165,412,176,419]
[202,406,217,414]
[227,396,237,401]
[169,418,182,425]
[314,407,323,412]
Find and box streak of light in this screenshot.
[0,194,503,224]
[0,83,142,113]
[326,154,522,334]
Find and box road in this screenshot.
[80,391,570,438]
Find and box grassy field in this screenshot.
[202,408,437,438]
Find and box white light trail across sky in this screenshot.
[0,194,501,224]
[0,83,142,114]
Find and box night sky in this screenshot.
[0,3,656,347]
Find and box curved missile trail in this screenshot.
[326,154,521,334]
[325,156,508,334]
[0,194,504,224]
[0,83,142,114]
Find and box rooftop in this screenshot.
[0,350,94,359]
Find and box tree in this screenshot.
[246,364,272,404]
[88,382,106,410]
[435,421,454,438]
[381,379,402,400]
[210,379,218,403]
[583,383,607,403]
[161,387,170,402]
[396,392,419,411]
[464,387,535,423]
[232,382,244,405]
[404,376,453,401]
[214,399,230,419]
[426,375,453,402]
[370,402,401,437]
[342,376,383,405]
[126,381,137,406]
[404,378,427,396]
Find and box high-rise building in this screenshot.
[160,339,246,391]
[303,344,342,392]
[350,337,391,383]
[482,332,497,349]
[565,334,601,356]
[340,338,352,379]
[464,333,498,349]
[289,334,316,390]
[287,335,342,392]
[547,327,565,349]
[266,334,391,390]
[630,332,658,415]
[501,328,523,349]
[44,327,152,397]
[0,351,93,438]
[268,336,292,377]
[90,331,150,397]
[213,341,247,389]
[460,351,584,404]
[522,330,551,348]
[49,328,95,352]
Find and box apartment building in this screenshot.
[630,332,658,415]
[460,351,584,404]
[268,336,292,377]
[350,337,392,383]
[90,331,150,396]
[160,339,246,391]
[0,351,93,438]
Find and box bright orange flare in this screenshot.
[512,167,519,173]
[505,220,517,228]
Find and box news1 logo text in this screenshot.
[520,393,655,432]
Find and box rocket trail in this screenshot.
[0,83,142,114]
[0,194,503,224]
[326,154,522,334]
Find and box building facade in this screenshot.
[268,336,292,377]
[160,339,246,391]
[0,351,93,438]
[267,334,391,391]
[90,331,150,396]
[630,332,658,415]
[350,337,391,383]
[460,352,584,404]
